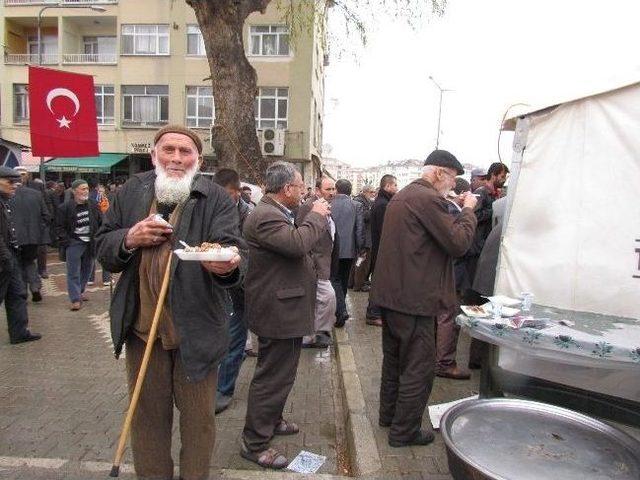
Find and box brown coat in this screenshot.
[296,195,339,281]
[370,178,477,316]
[243,195,328,339]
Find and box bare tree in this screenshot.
[186,0,446,183]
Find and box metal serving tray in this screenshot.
[440,398,640,480]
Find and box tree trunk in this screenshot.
[186,0,271,184]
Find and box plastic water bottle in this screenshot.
[521,292,534,312]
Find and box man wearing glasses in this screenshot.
[0,167,42,345]
[240,161,331,469]
[370,150,477,448]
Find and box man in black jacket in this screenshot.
[96,125,244,480]
[0,167,41,345]
[365,174,397,325]
[351,185,375,291]
[11,175,50,302]
[57,179,102,311]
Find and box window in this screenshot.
[84,36,117,55]
[121,25,169,55]
[186,86,214,128]
[249,26,290,56]
[95,85,115,125]
[254,87,288,129]
[13,84,29,123]
[28,35,58,63]
[122,85,168,126]
[186,25,206,56]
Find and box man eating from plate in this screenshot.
[96,125,244,480]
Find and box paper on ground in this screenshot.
[287,450,326,474]
[428,395,478,430]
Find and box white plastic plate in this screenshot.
[174,248,235,262]
[487,295,521,307]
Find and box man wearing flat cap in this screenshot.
[96,125,245,480]
[57,178,102,311]
[0,166,41,344]
[370,149,477,447]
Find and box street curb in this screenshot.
[333,328,383,477]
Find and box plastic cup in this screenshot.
[490,301,503,320]
[520,292,534,312]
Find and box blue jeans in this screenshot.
[65,239,93,303]
[217,288,247,397]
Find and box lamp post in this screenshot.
[37,3,106,180]
[428,76,453,150]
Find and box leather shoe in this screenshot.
[215,391,232,414]
[32,291,42,302]
[10,331,42,345]
[334,313,349,328]
[389,429,435,447]
[468,362,482,370]
[70,302,82,311]
[436,366,471,380]
[366,318,382,327]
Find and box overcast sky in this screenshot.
[323,0,640,168]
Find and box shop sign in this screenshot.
[129,142,152,154]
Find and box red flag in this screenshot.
[28,66,99,157]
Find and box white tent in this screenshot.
[497,77,640,320]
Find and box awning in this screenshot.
[44,153,127,173]
[21,152,52,173]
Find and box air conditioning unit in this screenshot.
[259,128,285,156]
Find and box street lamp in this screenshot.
[428,76,453,150]
[36,4,107,179]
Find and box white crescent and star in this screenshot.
[45,88,80,129]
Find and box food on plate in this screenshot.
[183,242,238,254]
[468,306,485,314]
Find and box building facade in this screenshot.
[0,0,326,182]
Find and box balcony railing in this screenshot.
[4,53,58,64]
[62,53,117,64]
[5,0,117,5]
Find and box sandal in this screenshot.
[240,444,288,469]
[274,419,300,436]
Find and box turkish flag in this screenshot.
[29,66,99,157]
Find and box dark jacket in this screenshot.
[446,199,470,291]
[331,194,364,259]
[0,198,15,271]
[468,185,496,256]
[243,195,327,339]
[370,189,393,271]
[10,186,51,246]
[370,179,477,316]
[296,195,340,281]
[353,193,373,249]
[95,171,245,382]
[57,197,102,254]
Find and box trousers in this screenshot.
[65,239,93,303]
[0,251,30,342]
[304,279,336,343]
[19,244,41,294]
[242,337,302,452]
[435,308,461,372]
[379,308,436,442]
[218,288,247,397]
[331,258,353,318]
[126,335,217,480]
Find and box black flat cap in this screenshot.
[424,150,464,175]
[0,166,21,179]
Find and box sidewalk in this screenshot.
[338,291,481,479]
[0,254,345,479]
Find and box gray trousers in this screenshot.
[304,279,336,343]
[19,245,41,294]
[242,337,302,452]
[379,309,436,442]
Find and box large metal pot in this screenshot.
[440,398,640,480]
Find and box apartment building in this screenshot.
[0,0,326,182]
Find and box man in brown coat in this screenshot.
[241,161,331,469]
[296,176,339,348]
[370,150,477,447]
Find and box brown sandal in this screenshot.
[274,419,300,436]
[240,444,288,469]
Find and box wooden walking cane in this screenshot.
[109,253,173,477]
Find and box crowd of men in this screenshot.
[0,123,508,478]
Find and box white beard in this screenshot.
[154,164,198,205]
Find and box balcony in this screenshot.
[5,0,117,5]
[4,53,57,64]
[62,52,116,64]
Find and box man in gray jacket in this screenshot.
[330,179,364,327]
[96,125,244,480]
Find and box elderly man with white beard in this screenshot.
[96,125,245,480]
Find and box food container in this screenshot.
[440,398,640,480]
[174,248,235,262]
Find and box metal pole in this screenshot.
[436,89,443,149]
